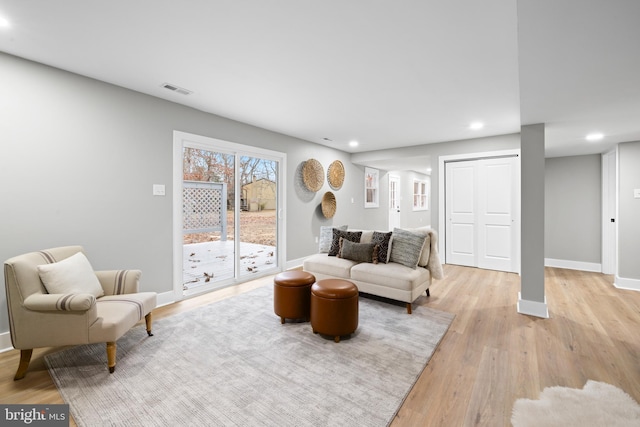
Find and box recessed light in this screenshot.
[469,121,484,130]
[349,140,359,147]
[0,16,10,28]
[586,132,604,141]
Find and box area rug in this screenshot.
[45,286,454,427]
[511,380,640,427]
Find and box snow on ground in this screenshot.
[183,240,276,290]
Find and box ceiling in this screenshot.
[1,0,638,173]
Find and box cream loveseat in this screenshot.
[303,226,443,314]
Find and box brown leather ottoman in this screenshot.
[273,271,316,324]
[310,279,359,343]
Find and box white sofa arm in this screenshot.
[24,293,96,312]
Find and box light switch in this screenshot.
[634,189,640,199]
[153,184,166,196]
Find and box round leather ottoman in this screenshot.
[310,279,359,343]
[273,271,316,324]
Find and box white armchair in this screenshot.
[4,246,157,379]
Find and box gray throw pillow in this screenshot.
[319,225,348,253]
[389,228,426,269]
[339,238,378,263]
[328,229,362,256]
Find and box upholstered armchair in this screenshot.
[4,246,157,380]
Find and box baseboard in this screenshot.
[0,331,14,354]
[286,257,306,271]
[544,258,602,273]
[0,290,177,354]
[614,275,640,292]
[156,290,176,307]
[517,292,549,318]
[1,260,315,354]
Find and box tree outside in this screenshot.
[182,147,277,246]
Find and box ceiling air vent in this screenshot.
[161,82,192,95]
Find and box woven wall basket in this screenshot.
[302,159,324,192]
[327,160,345,190]
[321,191,337,218]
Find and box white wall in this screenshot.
[352,133,521,232]
[0,52,380,338]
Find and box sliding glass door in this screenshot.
[237,155,278,279]
[174,132,285,297]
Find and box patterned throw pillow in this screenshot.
[319,225,348,253]
[338,238,379,264]
[371,231,392,263]
[389,228,426,269]
[328,229,362,256]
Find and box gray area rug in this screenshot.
[45,286,454,426]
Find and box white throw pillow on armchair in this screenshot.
[37,252,105,298]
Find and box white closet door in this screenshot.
[445,161,476,267]
[477,157,518,272]
[445,156,519,273]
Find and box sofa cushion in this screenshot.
[328,229,363,256]
[389,228,426,269]
[303,253,358,279]
[318,225,348,253]
[371,231,393,263]
[351,262,430,292]
[37,252,105,298]
[90,292,156,342]
[338,239,378,264]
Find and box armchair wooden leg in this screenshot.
[106,342,117,373]
[145,312,154,336]
[406,303,412,315]
[14,349,33,380]
[426,288,430,297]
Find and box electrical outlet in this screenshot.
[153,184,165,196]
[315,236,318,243]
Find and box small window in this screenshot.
[413,179,429,211]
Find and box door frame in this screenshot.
[172,131,287,301]
[438,149,521,269]
[601,148,617,275]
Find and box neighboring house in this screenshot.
[241,178,276,211]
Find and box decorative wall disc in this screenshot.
[302,159,324,192]
[321,191,337,218]
[327,160,345,190]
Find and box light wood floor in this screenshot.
[2,265,639,426]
